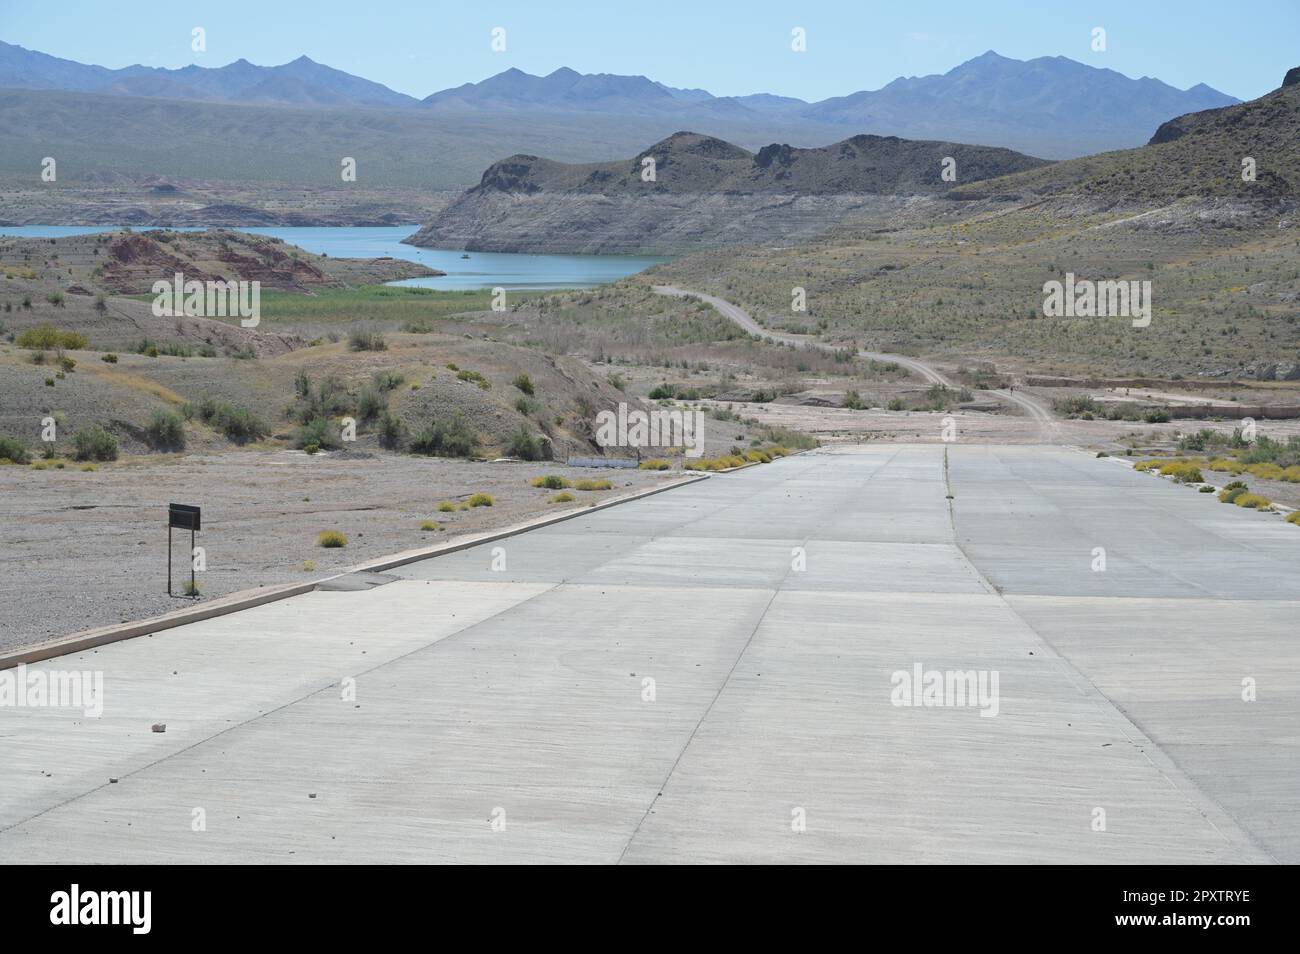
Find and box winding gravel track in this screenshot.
[653,284,1058,440]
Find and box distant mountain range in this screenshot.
[0,40,1239,158]
[0,42,417,108]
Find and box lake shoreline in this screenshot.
[0,225,669,291]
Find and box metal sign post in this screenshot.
[168,503,201,597]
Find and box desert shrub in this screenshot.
[377,410,406,450]
[1134,459,1167,472]
[574,478,611,491]
[1218,481,1249,504]
[72,425,118,461]
[356,385,385,423]
[530,474,570,490]
[456,368,489,388]
[145,409,186,451]
[1282,466,1300,483]
[549,492,575,504]
[372,369,405,392]
[294,417,338,450]
[437,501,456,512]
[512,373,535,395]
[101,353,118,363]
[1142,408,1171,424]
[767,445,790,457]
[317,530,348,548]
[1207,458,1245,474]
[0,435,30,464]
[1245,462,1283,481]
[294,368,312,399]
[638,459,671,470]
[607,372,627,391]
[507,425,544,461]
[293,374,353,424]
[348,326,386,352]
[16,325,86,350]
[1054,395,1099,417]
[216,405,264,444]
[1178,429,1227,453]
[887,397,905,411]
[1158,461,1204,483]
[761,427,816,451]
[467,492,494,507]
[922,384,962,411]
[842,389,868,410]
[1285,511,1300,526]
[514,396,537,415]
[1234,493,1272,510]
[1240,435,1300,468]
[304,443,320,455]
[186,398,267,444]
[409,416,476,458]
[648,383,674,400]
[1198,485,1215,493]
[419,520,442,532]
[686,454,746,472]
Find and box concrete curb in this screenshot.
[686,448,816,475]
[0,473,710,671]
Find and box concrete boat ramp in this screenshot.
[2,445,1295,863]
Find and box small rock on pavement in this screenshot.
[151,723,166,733]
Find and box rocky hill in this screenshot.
[459,131,1046,196]
[953,67,1300,200]
[0,229,439,295]
[404,131,1047,253]
[0,229,440,357]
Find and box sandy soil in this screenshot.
[0,450,677,650]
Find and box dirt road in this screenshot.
[653,284,1057,438]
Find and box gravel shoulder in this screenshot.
[0,450,678,650]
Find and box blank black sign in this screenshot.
[169,503,201,531]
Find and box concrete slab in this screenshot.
[621,591,1260,864]
[2,444,1295,863]
[1006,594,1300,864]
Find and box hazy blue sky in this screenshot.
[2,0,1294,102]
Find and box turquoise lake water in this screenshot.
[0,226,668,291]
